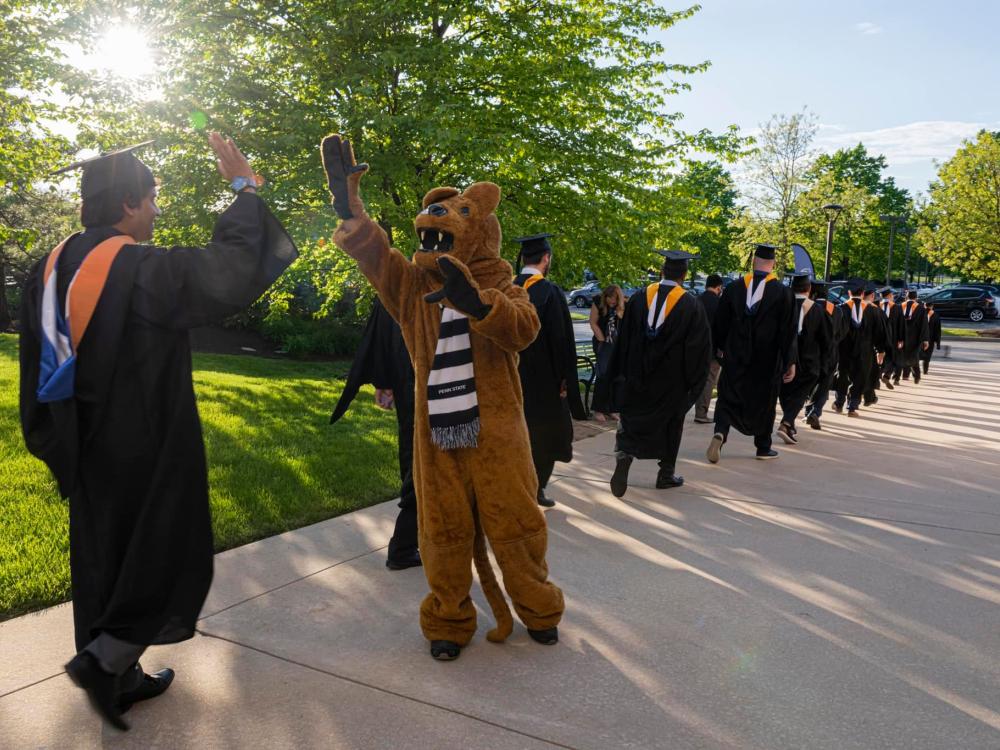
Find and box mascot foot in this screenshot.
[527,627,559,646]
[610,453,633,498]
[430,640,462,661]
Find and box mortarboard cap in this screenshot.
[513,233,554,267]
[791,273,812,293]
[656,249,697,277]
[54,141,156,201]
[754,243,778,260]
[846,277,867,293]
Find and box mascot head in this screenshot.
[413,182,511,287]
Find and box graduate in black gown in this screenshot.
[878,289,905,389]
[833,280,888,416]
[707,244,797,463]
[862,286,886,406]
[921,303,942,374]
[777,274,831,445]
[608,250,711,497]
[513,234,586,507]
[19,134,297,730]
[804,280,848,430]
[898,291,930,383]
[330,297,420,569]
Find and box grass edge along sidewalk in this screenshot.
[0,333,402,621]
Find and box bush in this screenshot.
[260,316,363,357]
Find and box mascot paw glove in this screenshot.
[321,133,369,220]
[424,256,492,320]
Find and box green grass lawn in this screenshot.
[0,334,400,621]
[942,327,984,338]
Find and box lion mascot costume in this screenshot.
[322,135,564,660]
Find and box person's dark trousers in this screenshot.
[695,359,721,420]
[713,414,771,452]
[806,373,832,418]
[387,470,418,561]
[534,456,556,498]
[658,412,686,475]
[920,350,934,373]
[387,400,418,562]
[781,395,807,427]
[847,379,865,411]
[82,632,146,690]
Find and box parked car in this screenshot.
[566,281,601,308]
[922,287,998,322]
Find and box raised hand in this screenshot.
[321,134,368,220]
[209,132,258,184]
[424,256,492,320]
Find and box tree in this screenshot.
[743,109,817,266]
[788,144,912,280]
[674,159,742,274]
[0,1,75,329]
[920,130,1000,281]
[60,0,744,302]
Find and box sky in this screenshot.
[655,0,1000,196]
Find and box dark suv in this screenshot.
[923,287,998,322]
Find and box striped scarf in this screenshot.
[427,306,480,450]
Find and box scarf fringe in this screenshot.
[432,418,480,450]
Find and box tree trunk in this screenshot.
[0,255,12,331]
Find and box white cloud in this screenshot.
[856,22,883,35]
[815,120,989,166]
[814,120,999,195]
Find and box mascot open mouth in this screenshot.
[418,228,454,253]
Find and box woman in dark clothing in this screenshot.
[589,284,625,421]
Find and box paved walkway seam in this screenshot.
[196,630,579,750]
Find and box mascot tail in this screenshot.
[472,511,513,643]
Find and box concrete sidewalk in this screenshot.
[3,348,1000,749]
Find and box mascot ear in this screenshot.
[422,186,461,208]
[463,182,501,215]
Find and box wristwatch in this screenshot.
[230,175,258,193]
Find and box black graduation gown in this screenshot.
[19,193,297,650]
[330,298,418,558]
[900,301,929,367]
[610,285,711,460]
[865,304,891,395]
[922,311,942,361]
[515,273,586,466]
[780,298,831,410]
[879,301,905,368]
[836,300,887,396]
[713,275,797,436]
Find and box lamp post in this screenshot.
[880,214,905,286]
[822,203,843,280]
[898,225,915,283]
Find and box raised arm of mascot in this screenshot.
[322,133,564,663]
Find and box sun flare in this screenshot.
[88,24,155,80]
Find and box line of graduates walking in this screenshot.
[603,243,941,498]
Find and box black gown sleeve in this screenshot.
[131,193,297,330]
[330,300,385,424]
[777,288,798,372]
[554,289,587,420]
[683,301,713,411]
[712,285,734,359]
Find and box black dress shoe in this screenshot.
[119,668,175,713]
[386,550,422,570]
[755,449,779,460]
[610,453,633,498]
[65,652,128,731]
[832,403,844,414]
[882,377,895,390]
[527,627,559,645]
[537,489,556,508]
[806,413,822,430]
[430,640,462,661]
[655,472,684,489]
